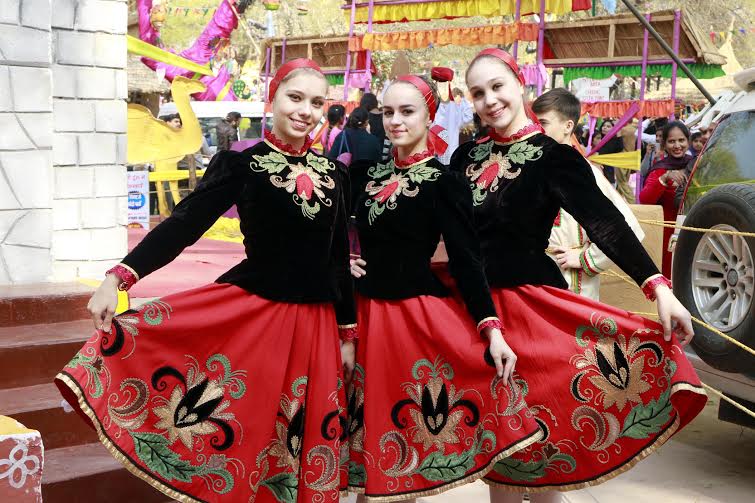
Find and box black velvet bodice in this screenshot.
[353,156,497,323]
[122,140,356,326]
[450,133,659,289]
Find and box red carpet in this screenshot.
[127,228,245,298]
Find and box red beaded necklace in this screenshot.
[264,130,313,156]
[392,147,434,168]
[487,122,545,145]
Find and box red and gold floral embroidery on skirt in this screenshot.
[56,283,348,503]
[347,295,543,501]
[483,285,706,492]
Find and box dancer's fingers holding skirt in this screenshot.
[485,326,517,383]
[87,274,119,332]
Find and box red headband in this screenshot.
[474,48,525,86]
[395,75,437,121]
[267,58,323,103]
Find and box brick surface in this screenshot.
[2,244,52,283]
[51,199,79,231]
[0,25,51,65]
[51,0,75,30]
[52,229,91,260]
[93,164,126,197]
[9,66,52,112]
[88,226,126,260]
[77,133,117,165]
[21,0,51,31]
[52,133,77,165]
[16,112,53,148]
[80,197,117,229]
[0,114,35,150]
[94,100,125,133]
[76,67,115,99]
[53,166,93,199]
[55,31,95,66]
[5,210,52,248]
[51,64,77,98]
[94,33,126,69]
[1,150,52,209]
[0,0,21,25]
[53,99,94,132]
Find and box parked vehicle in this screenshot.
[673,68,755,427]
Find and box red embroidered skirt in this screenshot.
[55,283,347,503]
[348,295,543,501]
[483,285,706,492]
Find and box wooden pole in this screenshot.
[187,154,198,190]
[637,13,650,151]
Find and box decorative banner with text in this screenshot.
[127,171,150,229]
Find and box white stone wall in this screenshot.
[0,0,128,284]
[0,0,54,283]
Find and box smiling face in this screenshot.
[271,69,327,146]
[382,81,430,155]
[466,57,527,135]
[664,126,689,158]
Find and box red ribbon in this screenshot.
[268,58,323,103]
[474,48,525,86]
[395,74,437,121]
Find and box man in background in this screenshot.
[216,111,242,151]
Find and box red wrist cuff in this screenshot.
[106,264,138,291]
[477,317,503,335]
[338,324,358,343]
[641,274,672,301]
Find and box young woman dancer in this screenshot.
[55,59,356,503]
[639,121,693,276]
[347,75,542,501]
[451,48,707,503]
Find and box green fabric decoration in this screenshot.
[563,64,725,85]
[326,74,345,86]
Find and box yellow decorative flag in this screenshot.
[588,150,641,171]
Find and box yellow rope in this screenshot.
[701,383,755,420]
[638,219,755,238]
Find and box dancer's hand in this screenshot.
[88,275,119,333]
[485,328,517,383]
[350,257,367,278]
[553,246,581,270]
[655,285,694,346]
[341,341,356,383]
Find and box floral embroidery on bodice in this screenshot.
[363,159,441,225]
[465,139,544,206]
[250,151,336,219]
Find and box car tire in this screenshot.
[673,183,755,374]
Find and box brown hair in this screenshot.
[532,88,581,125]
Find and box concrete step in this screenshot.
[42,443,168,503]
[0,319,93,389]
[0,383,98,450]
[0,282,93,327]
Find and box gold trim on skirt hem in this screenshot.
[483,382,707,493]
[56,372,205,503]
[346,427,544,502]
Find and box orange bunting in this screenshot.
[580,99,675,119]
[349,23,539,52]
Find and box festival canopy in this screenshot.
[341,0,592,24]
[541,10,726,83]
